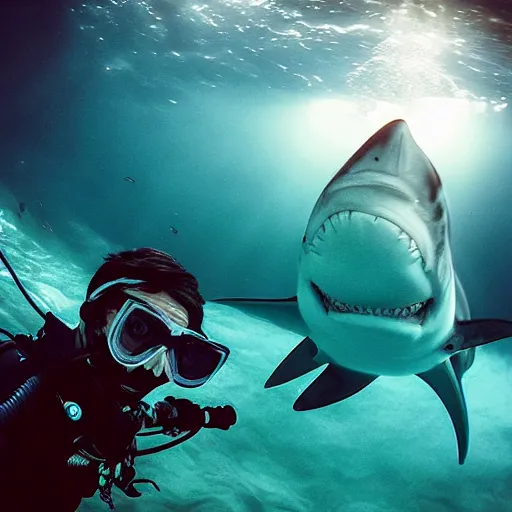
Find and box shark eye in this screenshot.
[433,203,444,221]
[302,235,306,244]
[444,343,455,352]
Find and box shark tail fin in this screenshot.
[293,364,377,411]
[417,360,469,465]
[450,349,475,382]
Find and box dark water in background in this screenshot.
[0,6,510,327]
[0,0,511,313]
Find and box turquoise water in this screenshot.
[0,0,511,510]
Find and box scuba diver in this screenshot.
[0,247,237,511]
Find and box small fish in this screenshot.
[16,202,26,219]
[124,176,136,184]
[42,221,53,232]
[169,226,178,235]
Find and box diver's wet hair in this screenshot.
[85,247,205,332]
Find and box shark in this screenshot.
[213,119,512,464]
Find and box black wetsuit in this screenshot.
[0,313,168,511]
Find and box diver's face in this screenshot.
[103,289,190,378]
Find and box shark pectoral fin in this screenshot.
[417,361,469,465]
[211,296,309,336]
[293,364,377,412]
[265,336,319,388]
[455,319,512,350]
[447,318,512,381]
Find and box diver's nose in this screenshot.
[144,352,166,377]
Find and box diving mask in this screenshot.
[86,278,229,388]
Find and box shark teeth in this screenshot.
[307,211,426,268]
[312,283,430,321]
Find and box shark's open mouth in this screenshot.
[312,282,431,323]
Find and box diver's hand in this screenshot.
[154,396,205,433]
